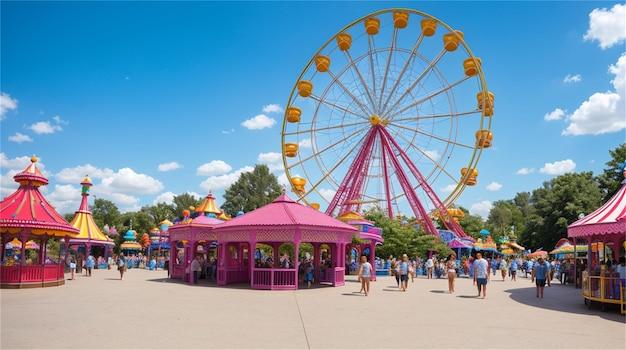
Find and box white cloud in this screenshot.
[583,4,626,49]
[8,133,33,143]
[0,92,18,120]
[563,53,626,136]
[158,162,181,172]
[563,74,582,83]
[277,172,290,188]
[241,114,276,130]
[544,108,566,121]
[257,152,283,172]
[441,184,456,193]
[55,164,114,183]
[1,153,46,172]
[52,115,68,125]
[423,149,441,161]
[197,160,232,176]
[153,191,176,205]
[539,159,576,175]
[100,168,163,195]
[516,168,535,175]
[470,200,493,220]
[485,182,503,192]
[54,164,161,211]
[221,128,235,135]
[319,188,336,202]
[48,184,81,214]
[29,121,62,134]
[262,104,283,114]
[200,166,254,191]
[298,138,312,149]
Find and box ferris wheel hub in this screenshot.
[369,115,388,126]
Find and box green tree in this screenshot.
[141,203,175,227]
[221,165,282,216]
[172,193,201,218]
[119,211,152,238]
[364,209,451,259]
[91,199,121,229]
[457,206,484,238]
[518,172,602,250]
[63,213,75,223]
[597,143,625,201]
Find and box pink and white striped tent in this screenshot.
[568,180,626,238]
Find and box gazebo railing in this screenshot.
[583,274,624,303]
[251,268,297,290]
[171,264,185,279]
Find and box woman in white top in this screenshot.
[446,254,457,293]
[500,258,508,281]
[357,255,372,296]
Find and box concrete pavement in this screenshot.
[1,269,624,349]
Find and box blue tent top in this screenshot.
[149,242,170,249]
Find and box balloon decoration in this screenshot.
[140,233,151,248]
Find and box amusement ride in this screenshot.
[281,8,494,238]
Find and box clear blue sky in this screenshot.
[1,1,624,217]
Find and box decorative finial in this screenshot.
[281,186,286,194]
[30,155,38,163]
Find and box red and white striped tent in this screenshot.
[568,180,626,238]
[568,175,625,265]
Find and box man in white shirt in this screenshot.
[425,257,434,279]
[473,252,490,299]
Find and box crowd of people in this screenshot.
[353,252,626,299]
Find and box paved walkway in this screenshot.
[1,269,624,349]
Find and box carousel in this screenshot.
[0,156,79,288]
[69,176,114,263]
[568,166,626,313]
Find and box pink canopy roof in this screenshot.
[0,157,79,237]
[216,193,357,233]
[568,180,626,238]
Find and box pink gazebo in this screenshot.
[0,156,79,288]
[169,193,358,290]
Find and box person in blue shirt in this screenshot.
[510,259,518,281]
[85,254,95,277]
[532,257,551,298]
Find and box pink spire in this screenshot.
[78,175,92,212]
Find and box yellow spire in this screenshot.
[196,193,222,215]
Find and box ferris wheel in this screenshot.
[281,8,494,237]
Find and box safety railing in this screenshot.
[582,273,625,313]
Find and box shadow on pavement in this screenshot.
[504,286,625,323]
[457,295,480,299]
[429,290,446,294]
[341,292,365,297]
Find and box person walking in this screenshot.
[446,254,457,293]
[399,254,410,292]
[117,254,126,280]
[390,258,400,287]
[85,254,95,277]
[191,255,202,284]
[510,258,518,281]
[69,257,77,280]
[473,253,489,299]
[500,258,508,281]
[425,256,434,279]
[532,257,551,298]
[304,260,314,288]
[357,255,372,296]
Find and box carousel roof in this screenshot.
[0,156,79,237]
[196,193,222,215]
[568,177,626,238]
[215,193,357,232]
[69,176,114,246]
[120,241,142,250]
[337,211,373,226]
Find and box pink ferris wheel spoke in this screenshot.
[380,126,467,237]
